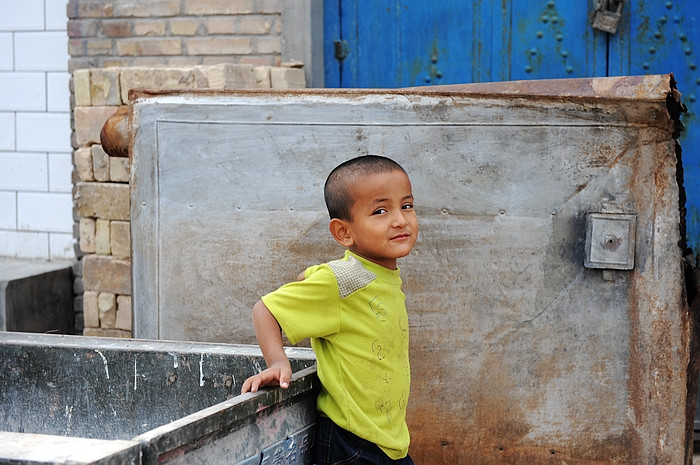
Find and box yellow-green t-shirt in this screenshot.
[261,250,411,459]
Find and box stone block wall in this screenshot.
[67,0,313,336]
[72,64,305,337]
[67,0,286,71]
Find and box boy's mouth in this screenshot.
[391,233,411,241]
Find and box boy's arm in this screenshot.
[241,299,292,393]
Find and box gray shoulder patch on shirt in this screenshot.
[328,256,376,299]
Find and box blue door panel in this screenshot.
[326,1,477,88]
[324,0,700,251]
[323,0,341,88]
[509,0,607,80]
[355,2,402,88]
[396,2,476,87]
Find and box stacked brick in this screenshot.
[67,0,285,71]
[72,64,305,337]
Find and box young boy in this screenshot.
[241,155,418,464]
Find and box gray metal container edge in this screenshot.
[136,365,319,464]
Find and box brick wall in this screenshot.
[73,64,305,337]
[67,0,286,72]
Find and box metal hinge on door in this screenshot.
[334,40,349,62]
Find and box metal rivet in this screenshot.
[424,76,431,83]
[659,16,668,24]
[561,50,569,58]
[696,78,700,85]
[680,34,688,42]
[654,32,662,39]
[649,47,656,54]
[685,47,692,56]
[536,31,544,38]
[530,47,538,56]
[690,63,697,70]
[436,70,442,78]
[547,0,555,7]
[566,66,573,74]
[643,62,650,70]
[674,15,681,23]
[551,16,559,24]
[555,34,563,41]
[430,54,438,64]
[542,15,549,23]
[689,94,697,102]
[499,209,506,215]
[525,65,533,73]
[665,1,673,9]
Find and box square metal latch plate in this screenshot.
[584,213,636,270]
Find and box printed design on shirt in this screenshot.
[368,295,387,322]
[371,339,386,361]
[375,398,394,423]
[328,255,376,299]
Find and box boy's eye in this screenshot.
[402,203,414,210]
[372,208,388,215]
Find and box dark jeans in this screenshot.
[313,416,415,465]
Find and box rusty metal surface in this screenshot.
[130,75,690,464]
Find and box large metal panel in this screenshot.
[130,75,690,464]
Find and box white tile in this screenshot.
[17,112,71,152]
[0,191,16,229]
[46,0,69,31]
[0,33,12,71]
[0,152,48,191]
[48,152,72,192]
[0,0,44,32]
[0,230,49,259]
[47,72,71,112]
[0,73,45,111]
[18,191,72,233]
[15,32,68,72]
[49,232,75,260]
[0,113,15,150]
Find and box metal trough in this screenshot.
[0,332,318,464]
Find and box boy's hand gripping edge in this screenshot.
[241,299,292,394]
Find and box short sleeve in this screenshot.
[261,264,341,345]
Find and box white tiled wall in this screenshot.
[0,0,73,260]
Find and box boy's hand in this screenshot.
[241,362,292,393]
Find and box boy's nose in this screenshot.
[392,211,408,227]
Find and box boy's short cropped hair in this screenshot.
[324,155,407,220]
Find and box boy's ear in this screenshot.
[329,218,354,247]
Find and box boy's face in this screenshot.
[340,169,418,269]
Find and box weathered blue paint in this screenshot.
[509,0,607,80]
[324,0,700,252]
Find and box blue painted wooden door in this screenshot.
[324,0,700,251]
